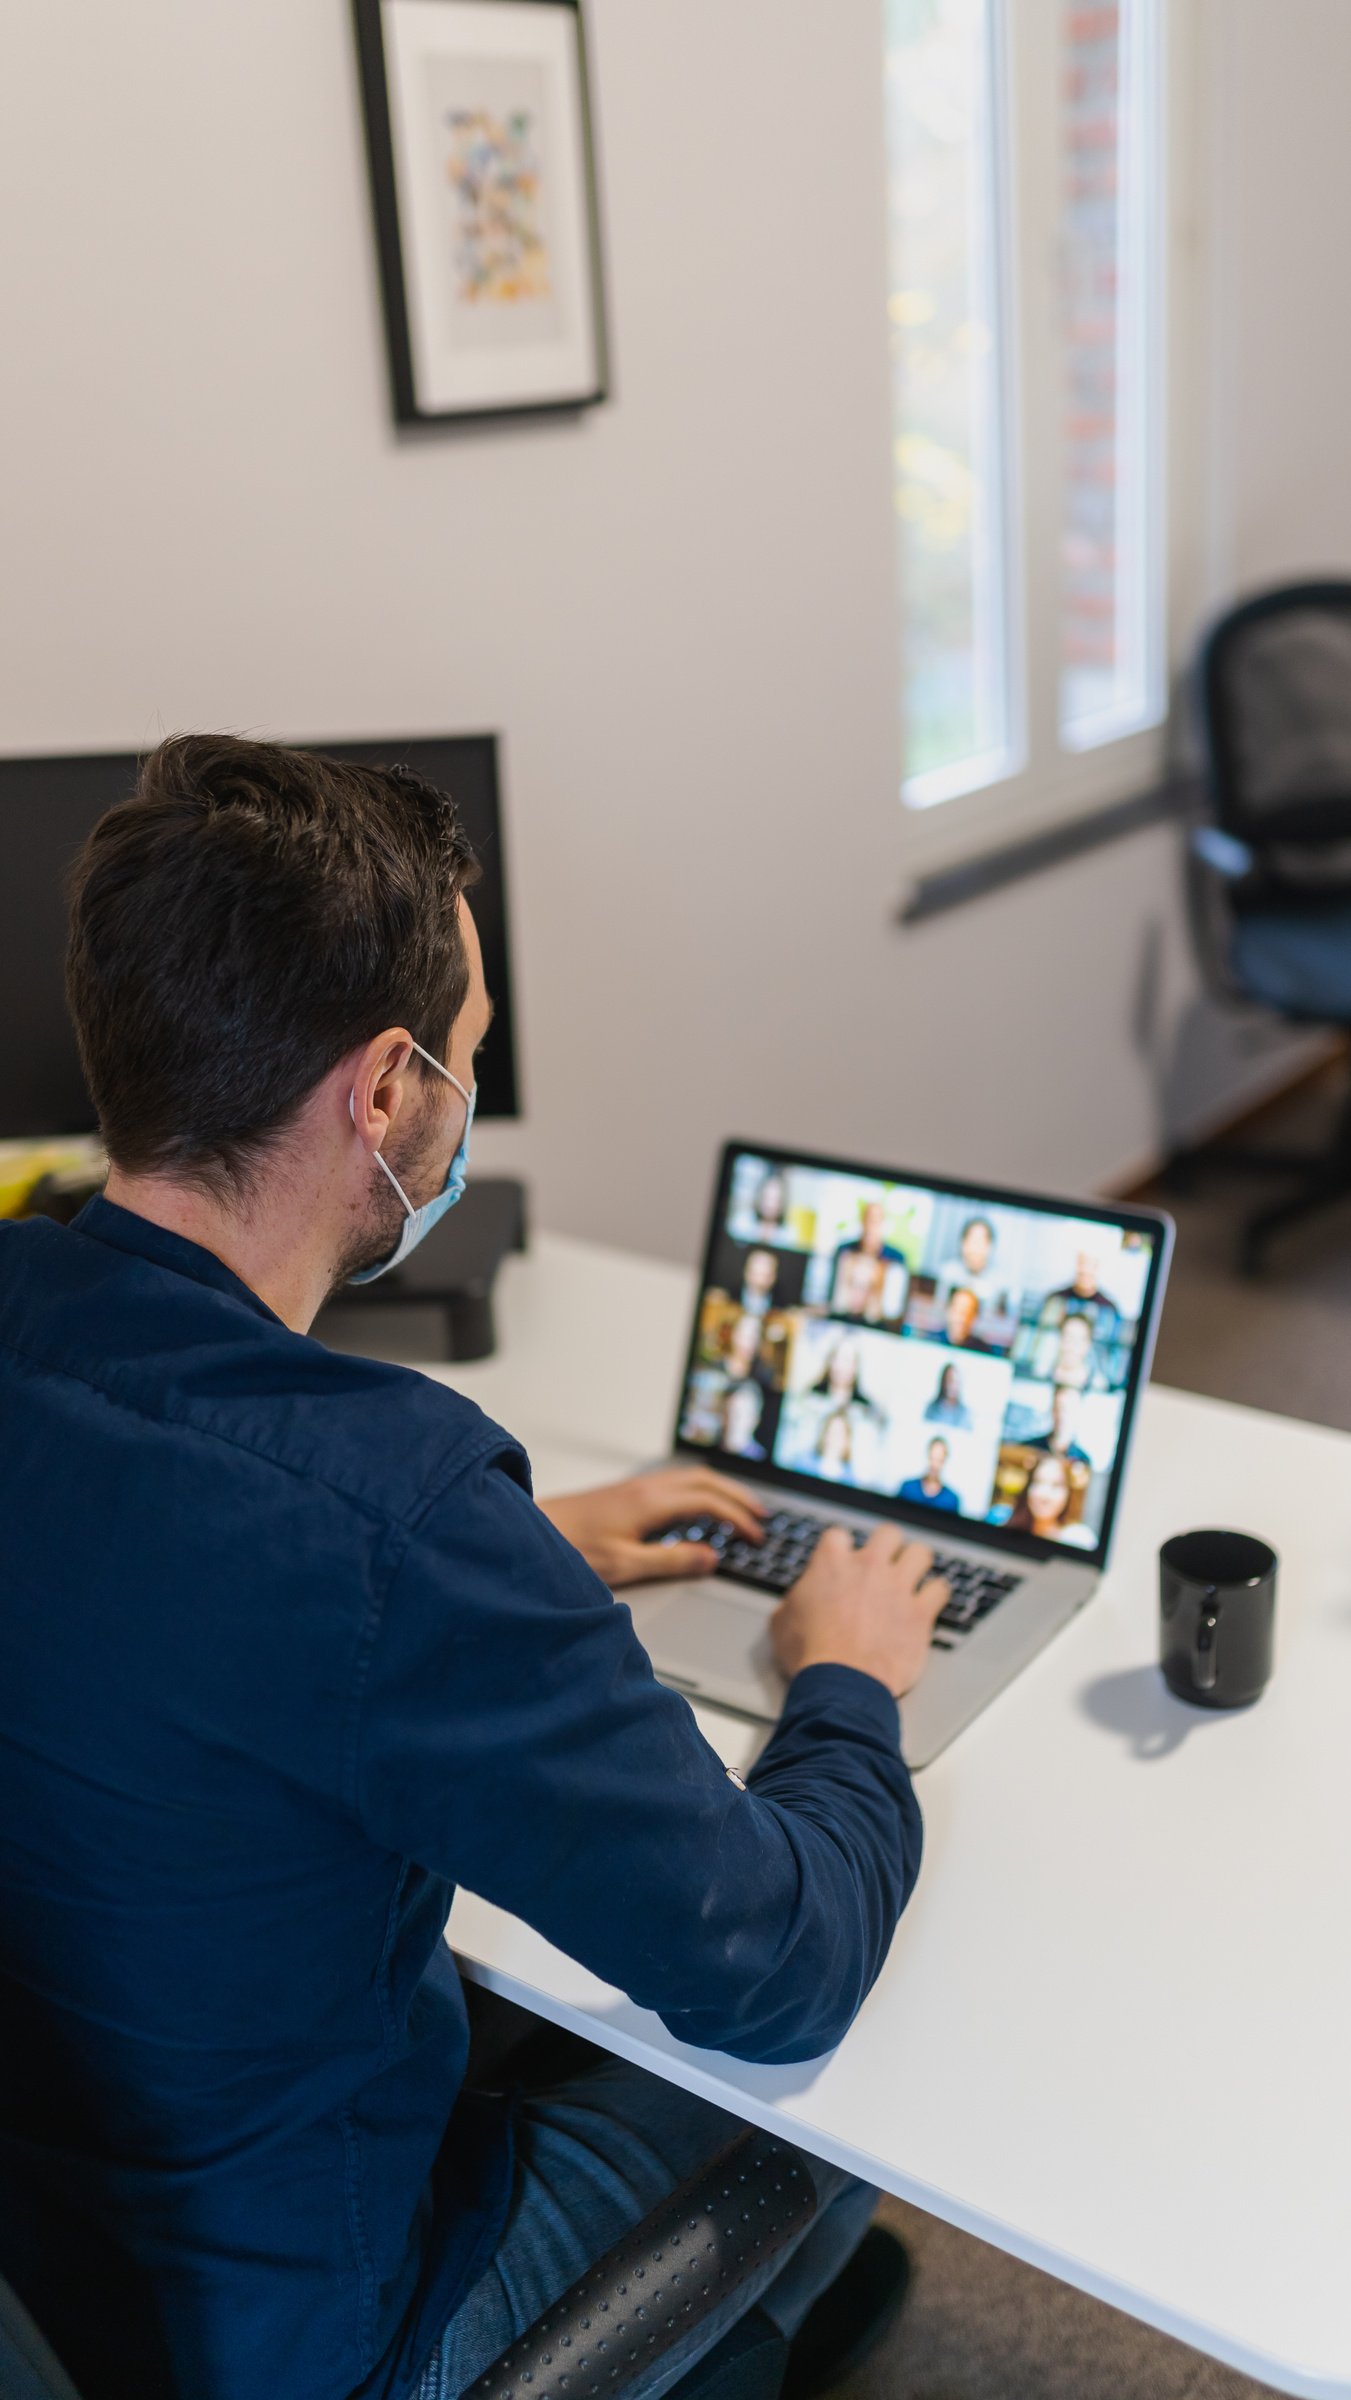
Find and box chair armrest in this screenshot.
[465,2129,818,2400]
[0,2274,84,2400]
[1189,824,1257,881]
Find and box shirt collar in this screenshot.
[72,1194,285,1326]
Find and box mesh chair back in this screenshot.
[1201,582,1351,865]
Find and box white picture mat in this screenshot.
[384,0,599,412]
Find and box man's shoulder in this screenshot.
[0,1214,525,1532]
[218,1338,525,1531]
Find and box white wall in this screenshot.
[1209,0,1351,591]
[0,0,1347,1262]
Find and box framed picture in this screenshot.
[353,0,608,425]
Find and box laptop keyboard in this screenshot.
[648,1510,1024,1639]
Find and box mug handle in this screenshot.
[1194,1594,1220,1693]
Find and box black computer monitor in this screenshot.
[0,736,520,1138]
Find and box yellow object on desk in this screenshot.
[0,1138,107,1220]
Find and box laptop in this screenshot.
[626,1141,1173,1768]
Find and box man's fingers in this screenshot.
[893,1540,935,1590]
[626,1540,719,1586]
[815,1524,854,1562]
[677,1473,766,1544]
[919,1571,951,1621]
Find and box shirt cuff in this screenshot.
[779,1660,901,1747]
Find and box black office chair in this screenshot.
[1184,579,1351,1271]
[0,2128,812,2400]
[455,1995,817,2400]
[0,2279,81,2400]
[465,2125,817,2400]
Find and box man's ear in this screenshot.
[349,1030,415,1151]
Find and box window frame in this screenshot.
[893,0,1207,878]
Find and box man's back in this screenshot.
[0,1200,924,2400]
[0,1200,519,2399]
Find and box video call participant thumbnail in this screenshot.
[814,1408,857,1484]
[938,1286,999,1355]
[828,1246,907,1329]
[934,1215,1008,1312]
[721,1379,771,1462]
[740,1247,778,1317]
[775,1329,891,1489]
[1038,1247,1121,1344]
[989,1444,1093,1547]
[809,1331,887,1426]
[679,1305,786,1445]
[898,1437,961,1515]
[1026,1309,1106,1392]
[1024,1384,1091,1465]
[706,1244,808,1328]
[699,1299,788,1390]
[728,1164,805,1250]
[924,1363,972,1431]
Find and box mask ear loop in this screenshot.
[349,1043,472,1221]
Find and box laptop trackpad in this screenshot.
[633,1583,784,1719]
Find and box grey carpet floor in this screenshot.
[847,1077,1351,2397]
[856,2193,1278,2400]
[1143,1059,1351,1430]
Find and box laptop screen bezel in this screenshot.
[670,1139,1174,1571]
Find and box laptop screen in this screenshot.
[673,1144,1172,1567]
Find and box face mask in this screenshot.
[347,1040,476,1286]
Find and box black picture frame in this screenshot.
[352,0,609,427]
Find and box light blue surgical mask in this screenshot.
[347,1039,476,1285]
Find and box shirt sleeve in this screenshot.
[354,1441,923,2066]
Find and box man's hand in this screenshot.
[771,1525,949,1698]
[540,1468,766,1589]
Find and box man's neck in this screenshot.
[102,1164,341,1334]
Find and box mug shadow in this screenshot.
[1077,1665,1229,1760]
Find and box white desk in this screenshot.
[430,1232,1351,2400]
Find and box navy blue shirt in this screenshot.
[0,1199,923,2400]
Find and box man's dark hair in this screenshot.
[66,735,480,1201]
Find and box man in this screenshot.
[940,1284,994,1354]
[1026,1383,1092,1466]
[829,1245,892,1325]
[831,1197,904,1274]
[829,1199,910,1322]
[898,1437,962,1514]
[0,739,946,2400]
[1039,1246,1121,1347]
[934,1214,1006,1312]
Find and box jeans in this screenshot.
[417,2056,877,2400]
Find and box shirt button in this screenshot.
[726,1769,746,1792]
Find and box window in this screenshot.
[886,0,1175,854]
[886,0,1015,805]
[1059,0,1162,745]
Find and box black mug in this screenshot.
[1159,1529,1277,1708]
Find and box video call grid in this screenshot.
[678,1152,1158,1553]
